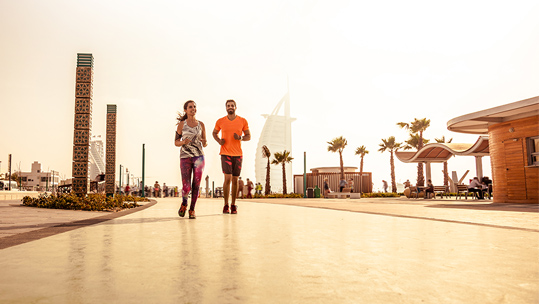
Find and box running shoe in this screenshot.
[189,210,196,219]
[231,204,237,214]
[178,204,187,217]
[223,204,230,214]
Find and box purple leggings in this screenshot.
[180,155,205,210]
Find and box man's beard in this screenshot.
[227,109,235,115]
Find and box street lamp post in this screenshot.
[8,154,12,190]
[119,164,123,194]
[141,144,145,198]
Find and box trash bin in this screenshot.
[314,186,320,198]
[307,187,314,198]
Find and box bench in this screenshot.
[326,192,349,199]
[349,193,361,199]
[433,186,448,199]
[455,184,474,199]
[326,188,358,199]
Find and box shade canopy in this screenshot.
[395,136,489,164]
[447,96,539,134]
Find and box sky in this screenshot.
[1,0,538,192]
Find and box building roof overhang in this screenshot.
[395,136,489,163]
[447,96,539,134]
[310,166,358,173]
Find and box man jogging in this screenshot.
[213,99,251,214]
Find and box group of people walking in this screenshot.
[236,178,262,198]
[174,99,250,219]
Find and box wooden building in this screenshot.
[447,96,539,203]
[294,167,372,194]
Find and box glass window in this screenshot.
[527,136,539,166]
[41,177,47,182]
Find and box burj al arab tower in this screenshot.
[255,90,296,193]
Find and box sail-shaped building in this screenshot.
[89,135,105,180]
[255,90,296,193]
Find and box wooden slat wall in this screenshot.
[298,172,373,193]
[504,139,527,200]
[488,115,539,203]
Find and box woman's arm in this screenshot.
[200,121,208,147]
[175,122,190,147]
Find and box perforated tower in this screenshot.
[72,53,93,195]
[105,104,117,196]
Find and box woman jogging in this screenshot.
[175,100,207,219]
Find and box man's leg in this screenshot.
[223,173,232,206]
[231,176,239,205]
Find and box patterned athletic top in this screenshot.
[179,121,204,159]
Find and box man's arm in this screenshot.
[241,129,251,141]
[213,128,225,145]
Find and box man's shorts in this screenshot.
[221,155,242,177]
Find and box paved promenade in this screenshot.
[0,197,538,303]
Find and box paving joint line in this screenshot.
[256,201,539,233]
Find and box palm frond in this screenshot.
[262,145,271,158]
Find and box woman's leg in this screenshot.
[189,155,205,211]
[180,157,194,206]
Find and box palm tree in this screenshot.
[271,150,294,194]
[435,136,453,188]
[354,145,369,194]
[262,145,271,195]
[402,133,429,151]
[378,136,402,193]
[327,136,348,180]
[397,118,431,186]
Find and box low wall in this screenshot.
[0,191,39,201]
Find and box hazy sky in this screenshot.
[1,0,538,191]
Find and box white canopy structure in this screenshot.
[395,136,489,189]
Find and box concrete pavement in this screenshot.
[0,196,538,303]
[0,198,156,249]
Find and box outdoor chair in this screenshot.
[433,186,448,199]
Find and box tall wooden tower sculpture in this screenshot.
[105,104,117,196]
[72,53,93,195]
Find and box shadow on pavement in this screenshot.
[0,201,157,250]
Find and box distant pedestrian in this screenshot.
[382,180,388,193]
[424,179,434,199]
[339,178,347,192]
[246,178,253,198]
[403,179,411,189]
[154,181,160,197]
[212,99,250,214]
[145,185,150,197]
[467,177,484,199]
[175,100,207,219]
[237,177,244,198]
[323,178,331,198]
[348,178,354,192]
[163,183,168,197]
